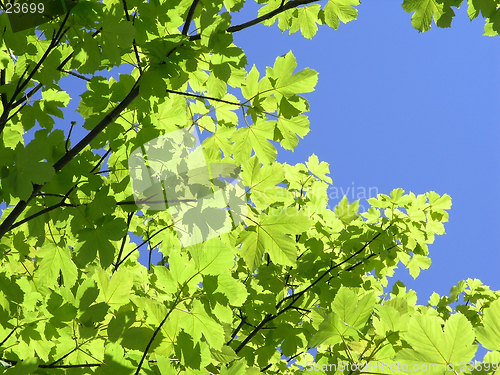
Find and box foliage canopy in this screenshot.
[0,0,499,374]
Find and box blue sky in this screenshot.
[230,1,500,303]
[8,0,499,326]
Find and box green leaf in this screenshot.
[231,119,277,165]
[305,154,332,183]
[289,5,321,39]
[179,300,225,350]
[7,143,56,200]
[276,114,310,151]
[100,14,136,65]
[152,96,189,130]
[40,89,71,119]
[373,304,410,336]
[221,358,247,375]
[36,243,78,288]
[334,196,359,224]
[215,273,248,306]
[237,208,311,270]
[395,313,477,369]
[402,0,445,32]
[94,268,134,310]
[331,287,376,330]
[323,0,360,30]
[266,51,319,97]
[75,217,127,268]
[467,0,497,20]
[95,342,136,374]
[242,65,260,100]
[189,238,236,276]
[475,299,500,351]
[4,357,39,374]
[406,254,432,279]
[309,288,375,348]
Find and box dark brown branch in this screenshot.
[232,227,391,354]
[166,88,241,105]
[0,69,7,108]
[182,0,200,36]
[113,212,134,273]
[11,28,102,111]
[275,228,388,310]
[114,226,170,268]
[189,0,320,41]
[53,91,133,173]
[227,316,246,345]
[0,326,17,347]
[132,15,142,73]
[11,83,42,109]
[40,363,101,369]
[235,314,275,353]
[1,15,70,127]
[122,0,130,21]
[7,147,111,231]
[66,121,76,152]
[0,15,71,134]
[60,69,91,81]
[134,266,201,374]
[7,201,74,231]
[287,351,304,363]
[261,364,273,372]
[0,85,139,240]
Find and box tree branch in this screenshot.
[182,0,200,36]
[113,212,134,273]
[114,225,170,268]
[0,326,17,347]
[0,84,139,240]
[0,69,7,108]
[166,88,241,105]
[189,0,320,41]
[235,314,275,354]
[60,69,91,82]
[0,14,71,134]
[10,28,102,111]
[231,226,391,354]
[275,229,385,311]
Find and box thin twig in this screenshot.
[60,69,91,81]
[66,121,76,152]
[113,212,134,273]
[189,0,319,41]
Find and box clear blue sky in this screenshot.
[230,1,500,303]
[13,0,500,309]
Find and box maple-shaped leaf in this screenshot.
[94,268,134,311]
[289,4,321,39]
[475,299,500,351]
[309,287,375,347]
[323,0,360,30]
[401,0,447,32]
[264,51,318,98]
[36,243,78,288]
[231,119,277,165]
[75,216,127,268]
[179,300,225,350]
[305,154,332,183]
[236,207,311,270]
[394,313,477,372]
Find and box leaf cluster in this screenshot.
[0,0,499,374]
